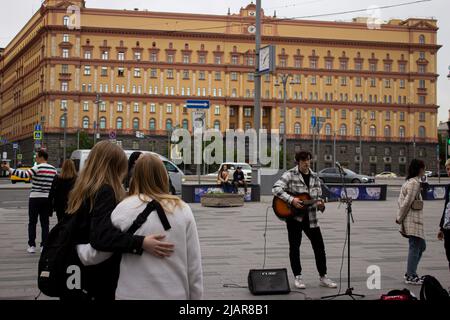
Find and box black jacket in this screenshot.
[233,170,245,182]
[73,185,144,300]
[441,184,449,231]
[49,176,76,214]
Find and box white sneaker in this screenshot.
[294,275,306,289]
[320,275,337,288]
[27,246,36,254]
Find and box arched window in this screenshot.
[369,125,376,137]
[339,124,347,136]
[279,122,285,134]
[63,16,70,26]
[294,122,301,134]
[384,125,391,137]
[166,119,173,130]
[99,117,106,129]
[355,125,361,137]
[214,120,220,131]
[60,115,66,128]
[82,116,89,129]
[182,119,189,130]
[325,124,331,135]
[133,118,139,130]
[149,118,156,130]
[419,34,425,44]
[418,126,426,138]
[116,117,123,129]
[399,126,405,138]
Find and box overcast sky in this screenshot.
[1,0,449,122]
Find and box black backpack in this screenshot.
[37,200,171,299]
[37,214,88,298]
[420,275,450,301]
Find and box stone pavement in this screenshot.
[0,190,449,300]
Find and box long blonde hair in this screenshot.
[129,154,183,213]
[67,141,127,214]
[60,159,77,180]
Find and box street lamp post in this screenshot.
[355,115,366,174]
[63,106,67,160]
[275,74,294,170]
[93,94,102,145]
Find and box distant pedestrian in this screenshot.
[49,159,77,222]
[125,151,142,190]
[438,158,450,274]
[1,150,57,253]
[396,159,426,285]
[218,164,232,193]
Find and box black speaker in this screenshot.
[248,268,291,295]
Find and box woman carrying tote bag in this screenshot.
[396,159,426,285]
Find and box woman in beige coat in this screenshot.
[396,159,426,285]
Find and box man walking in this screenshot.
[2,150,57,253]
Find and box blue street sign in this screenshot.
[12,143,18,149]
[311,116,316,127]
[35,124,42,131]
[186,100,210,109]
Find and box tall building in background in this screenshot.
[0,0,441,174]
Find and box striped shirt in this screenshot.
[272,167,323,228]
[11,163,57,198]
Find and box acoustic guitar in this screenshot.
[272,192,328,220]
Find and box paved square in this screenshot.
[0,189,448,300]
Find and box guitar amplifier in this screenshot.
[248,269,291,295]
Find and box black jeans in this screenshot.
[286,216,327,277]
[444,230,450,270]
[28,198,52,247]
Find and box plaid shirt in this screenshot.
[272,166,323,228]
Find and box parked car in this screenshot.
[432,170,449,177]
[318,167,375,184]
[207,162,252,183]
[375,171,398,178]
[10,166,32,184]
[70,149,185,194]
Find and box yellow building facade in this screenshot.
[0,0,441,173]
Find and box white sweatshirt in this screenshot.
[110,195,203,300]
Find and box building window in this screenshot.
[248,73,254,81]
[419,79,426,89]
[400,112,405,121]
[399,126,405,138]
[294,123,301,134]
[325,76,332,85]
[279,122,285,134]
[325,124,331,135]
[183,70,190,79]
[63,34,69,43]
[61,82,69,91]
[231,56,238,65]
[341,109,347,119]
[117,52,125,61]
[60,115,66,128]
[418,126,426,138]
[279,58,286,67]
[84,51,92,59]
[166,119,173,130]
[199,71,206,80]
[419,34,425,44]
[384,64,391,72]
[150,68,157,78]
[325,61,332,70]
[355,62,362,70]
[166,104,173,113]
[369,63,377,72]
[214,120,220,131]
[355,77,362,87]
[215,72,221,81]
[134,68,141,77]
[117,68,125,77]
[370,78,376,87]
[340,77,347,86]
[419,112,425,122]
[215,56,221,64]
[167,54,174,63]
[101,51,109,60]
[385,111,390,121]
[418,95,426,104]
[244,108,252,117]
[340,61,348,70]
[245,122,251,130]
[215,105,220,115]
[166,69,174,79]
[384,79,391,88]
[399,64,406,73]
[99,117,106,129]
[418,65,426,73]
[99,101,106,112]
[369,125,376,137]
[384,125,391,137]
[62,49,69,58]
[133,103,139,113]
[116,117,123,129]
[132,118,139,130]
[149,118,156,130]
[63,16,70,26]
[84,66,91,76]
[310,60,317,69]
[370,111,376,120]
[399,79,405,88]
[183,55,190,64]
[83,101,89,111]
[134,52,141,61]
[117,102,123,112]
[231,89,237,97]
[339,124,347,136]
[182,119,189,130]
[355,126,361,137]
[82,117,89,129]
[150,53,158,62]
[199,55,206,64]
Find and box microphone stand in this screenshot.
[321,164,365,300]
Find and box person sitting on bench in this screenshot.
[233,166,248,194]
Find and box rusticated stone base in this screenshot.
[201,194,244,207]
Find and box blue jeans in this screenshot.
[407,236,426,277]
[221,182,233,193]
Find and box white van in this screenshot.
[70,149,184,194]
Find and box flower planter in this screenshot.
[200,193,244,207]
